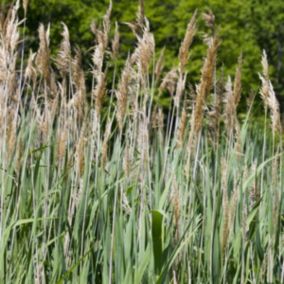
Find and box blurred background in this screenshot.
[1,0,284,100]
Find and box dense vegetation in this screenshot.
[2,0,284,96]
[0,1,283,283]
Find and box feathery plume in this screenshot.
[176,107,187,148]
[72,49,86,94]
[193,37,219,134]
[174,73,187,108]
[178,11,197,73]
[267,82,282,134]
[137,0,145,31]
[91,2,112,74]
[102,0,112,49]
[131,21,155,76]
[151,107,164,130]
[57,129,67,162]
[23,0,29,15]
[25,50,36,81]
[260,51,282,134]
[4,1,20,54]
[93,72,106,117]
[36,24,50,81]
[92,42,105,74]
[202,10,215,30]
[56,23,71,74]
[159,68,178,96]
[116,58,131,131]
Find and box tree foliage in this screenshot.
[2,0,283,95]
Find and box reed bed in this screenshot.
[0,1,283,283]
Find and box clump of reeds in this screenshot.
[0,2,282,284]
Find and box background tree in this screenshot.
[1,0,283,98]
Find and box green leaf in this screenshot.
[151,210,164,275]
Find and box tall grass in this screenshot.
[0,1,283,283]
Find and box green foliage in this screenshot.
[2,0,283,96]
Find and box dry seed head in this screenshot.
[178,11,197,72]
[56,23,71,74]
[25,50,37,81]
[260,51,282,134]
[136,0,145,31]
[57,129,67,162]
[49,71,58,97]
[123,0,144,37]
[39,114,50,140]
[36,24,50,80]
[71,52,86,120]
[92,43,105,74]
[261,50,269,80]
[4,2,20,53]
[159,68,178,96]
[116,58,131,131]
[72,49,86,94]
[132,23,155,76]
[193,37,219,134]
[91,1,111,54]
[151,107,164,130]
[0,47,8,82]
[23,0,29,15]
[202,10,215,30]
[71,52,85,118]
[7,65,17,101]
[93,72,106,117]
[260,50,270,107]
[102,0,112,48]
[176,108,187,148]
[267,82,282,134]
